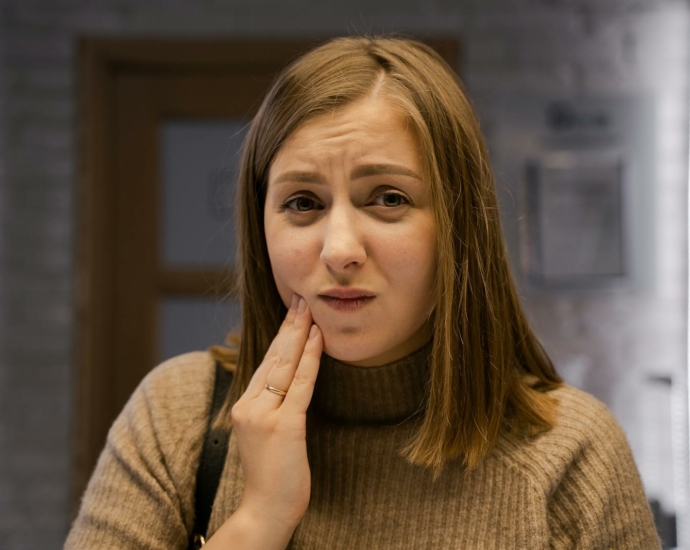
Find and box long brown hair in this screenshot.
[210,35,563,479]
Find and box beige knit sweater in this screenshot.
[65,343,661,549]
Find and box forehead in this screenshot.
[269,95,422,174]
[294,95,410,137]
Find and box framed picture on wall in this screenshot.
[519,151,628,288]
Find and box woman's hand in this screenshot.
[230,294,323,530]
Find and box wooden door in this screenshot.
[74,37,459,510]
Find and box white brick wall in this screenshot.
[0,0,687,548]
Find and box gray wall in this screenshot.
[0,0,688,548]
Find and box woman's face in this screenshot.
[264,94,436,366]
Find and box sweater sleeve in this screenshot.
[64,352,215,550]
[547,393,661,549]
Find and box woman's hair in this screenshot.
[209,35,563,478]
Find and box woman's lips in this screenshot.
[319,296,375,312]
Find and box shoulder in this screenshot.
[493,385,659,546]
[548,383,625,446]
[112,350,221,465]
[66,351,223,548]
[495,384,632,488]
[139,350,217,410]
[139,350,219,433]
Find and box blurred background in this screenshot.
[0,0,688,548]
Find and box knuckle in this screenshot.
[263,345,279,363]
[230,403,245,423]
[244,408,263,428]
[289,311,301,325]
[291,368,313,387]
[273,355,293,371]
[259,357,275,374]
[284,311,295,328]
[302,345,320,359]
[276,413,307,437]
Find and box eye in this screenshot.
[373,192,410,208]
[280,194,321,212]
[279,190,410,214]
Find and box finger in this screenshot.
[280,323,322,415]
[259,297,313,406]
[243,295,299,399]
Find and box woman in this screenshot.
[65,36,660,549]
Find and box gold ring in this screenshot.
[265,384,288,397]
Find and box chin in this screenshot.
[323,337,376,361]
[321,333,384,364]
[322,340,360,362]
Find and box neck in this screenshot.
[311,338,433,424]
[337,321,433,367]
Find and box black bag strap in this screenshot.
[189,361,234,549]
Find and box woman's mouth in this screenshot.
[319,296,375,312]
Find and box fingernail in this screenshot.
[309,324,318,339]
[297,297,306,314]
[290,294,299,311]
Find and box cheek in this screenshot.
[284,248,307,273]
[386,228,436,285]
[392,253,434,295]
[268,235,310,286]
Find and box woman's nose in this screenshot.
[319,209,366,271]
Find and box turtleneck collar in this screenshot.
[310,339,433,424]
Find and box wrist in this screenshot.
[237,499,303,532]
[205,505,298,550]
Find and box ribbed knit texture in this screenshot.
[65,347,661,549]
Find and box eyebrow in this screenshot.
[350,163,422,180]
[271,163,422,186]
